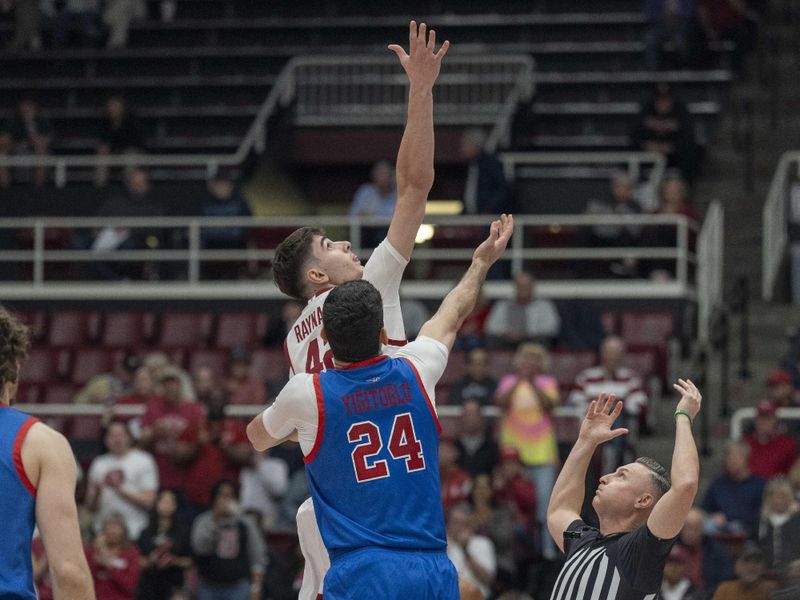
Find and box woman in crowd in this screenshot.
[757,477,800,571]
[86,512,142,600]
[470,473,516,593]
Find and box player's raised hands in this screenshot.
[388,21,449,90]
[579,393,629,446]
[473,214,513,267]
[673,378,702,420]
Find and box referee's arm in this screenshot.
[547,394,629,553]
[646,379,702,539]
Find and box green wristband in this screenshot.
[674,410,694,425]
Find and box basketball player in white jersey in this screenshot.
[271,22,474,600]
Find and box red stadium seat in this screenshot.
[17,311,48,343]
[42,384,78,405]
[250,349,289,384]
[550,351,597,387]
[102,312,155,348]
[71,348,112,385]
[69,416,104,441]
[48,311,100,347]
[189,349,228,379]
[19,349,56,385]
[215,313,269,349]
[159,312,213,348]
[15,383,42,404]
[620,312,674,346]
[622,349,658,378]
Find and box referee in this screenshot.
[547,379,702,600]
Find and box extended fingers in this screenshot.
[427,28,436,50]
[417,22,427,49]
[409,20,416,46]
[436,39,450,59]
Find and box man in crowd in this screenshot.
[456,399,499,476]
[744,399,797,478]
[450,347,497,407]
[485,272,561,349]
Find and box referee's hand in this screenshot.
[673,378,702,420]
[578,393,629,446]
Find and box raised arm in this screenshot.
[386,21,449,259]
[547,394,628,553]
[647,379,701,539]
[418,215,513,350]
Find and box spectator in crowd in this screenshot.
[495,342,559,558]
[191,480,266,600]
[569,335,649,470]
[440,437,473,511]
[485,273,561,349]
[460,128,509,215]
[86,420,159,541]
[772,559,800,600]
[139,367,205,496]
[492,448,537,545]
[181,403,251,519]
[710,544,777,600]
[86,512,142,600]
[200,169,252,257]
[766,369,800,408]
[757,477,800,571]
[143,352,195,401]
[225,346,266,406]
[103,0,146,47]
[744,399,797,478]
[702,441,767,537]
[75,351,141,405]
[136,489,192,600]
[659,545,704,600]
[790,459,800,502]
[632,82,700,180]
[0,97,52,188]
[113,366,158,432]
[349,160,396,247]
[644,0,702,71]
[469,473,516,592]
[676,507,734,597]
[582,172,644,278]
[280,468,310,529]
[450,347,498,407]
[697,0,754,71]
[446,503,497,599]
[46,0,102,48]
[192,365,219,411]
[456,399,499,477]
[262,301,303,347]
[240,448,290,531]
[5,0,41,51]
[456,292,492,351]
[95,95,146,188]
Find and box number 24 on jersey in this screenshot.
[347,412,426,483]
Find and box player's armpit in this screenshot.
[646,483,697,540]
[547,508,581,554]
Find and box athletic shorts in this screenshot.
[323,547,459,600]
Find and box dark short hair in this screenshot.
[0,307,30,388]
[210,479,238,505]
[636,457,671,499]
[323,280,383,363]
[272,227,323,300]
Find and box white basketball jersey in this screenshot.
[285,239,409,375]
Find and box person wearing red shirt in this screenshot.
[139,368,205,493]
[85,513,141,600]
[745,400,798,478]
[492,446,537,531]
[440,437,472,511]
[181,403,252,513]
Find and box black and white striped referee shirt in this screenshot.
[549,519,676,600]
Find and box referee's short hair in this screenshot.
[636,457,671,499]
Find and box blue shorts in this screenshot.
[324,547,459,600]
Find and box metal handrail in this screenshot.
[762,151,800,300]
[697,201,725,343]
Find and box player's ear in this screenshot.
[321,328,328,344]
[379,328,388,346]
[307,266,329,286]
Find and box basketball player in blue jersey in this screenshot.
[0,307,95,600]
[248,214,513,599]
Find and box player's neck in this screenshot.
[598,513,642,537]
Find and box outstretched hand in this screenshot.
[579,393,629,446]
[673,378,702,420]
[473,214,513,267]
[388,21,449,90]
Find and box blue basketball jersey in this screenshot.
[305,354,446,557]
[0,407,39,600]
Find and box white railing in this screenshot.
[0,54,533,186]
[697,201,724,343]
[762,151,800,300]
[500,151,667,211]
[0,213,699,300]
[292,54,534,152]
[730,406,800,439]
